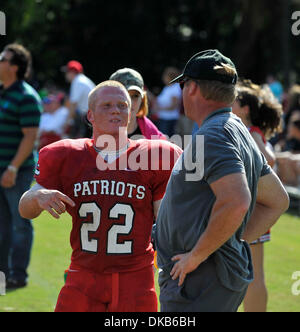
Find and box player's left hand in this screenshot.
[170,252,202,287]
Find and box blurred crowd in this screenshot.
[37,60,300,188]
[37,63,194,149]
[273,84,300,186]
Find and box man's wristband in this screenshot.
[7,165,18,174]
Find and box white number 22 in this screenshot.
[79,202,134,255]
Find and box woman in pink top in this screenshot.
[110,68,166,141]
[232,80,282,312]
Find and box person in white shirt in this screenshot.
[152,67,182,137]
[39,93,69,150]
[62,60,95,138]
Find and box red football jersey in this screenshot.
[35,138,182,274]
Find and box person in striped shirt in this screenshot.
[0,43,42,289]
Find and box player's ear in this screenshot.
[87,109,94,124]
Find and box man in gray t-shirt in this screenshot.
[154,50,289,312]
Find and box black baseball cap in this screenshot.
[169,49,238,85]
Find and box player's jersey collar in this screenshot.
[90,138,137,165]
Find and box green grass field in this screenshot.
[0,210,299,312]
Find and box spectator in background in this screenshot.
[274,85,300,186]
[109,67,166,140]
[276,141,300,186]
[39,92,69,150]
[281,84,300,147]
[0,43,42,289]
[233,80,282,167]
[152,67,182,137]
[61,60,95,138]
[275,121,300,186]
[232,79,283,312]
[266,74,283,103]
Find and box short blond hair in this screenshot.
[88,80,131,110]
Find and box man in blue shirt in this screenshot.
[154,50,289,312]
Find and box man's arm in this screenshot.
[251,132,276,167]
[19,183,75,220]
[170,173,251,286]
[153,199,162,220]
[1,127,38,188]
[242,170,289,243]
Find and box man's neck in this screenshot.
[194,103,230,127]
[2,76,18,89]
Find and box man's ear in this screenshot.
[186,80,198,96]
[87,109,94,124]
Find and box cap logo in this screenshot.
[213,63,237,84]
[214,63,236,75]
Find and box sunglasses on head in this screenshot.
[179,77,190,90]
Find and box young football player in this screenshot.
[19,81,182,312]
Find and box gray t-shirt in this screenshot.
[155,108,271,291]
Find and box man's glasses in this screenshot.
[179,77,190,90]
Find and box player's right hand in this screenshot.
[35,189,75,219]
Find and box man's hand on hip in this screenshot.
[170,252,204,287]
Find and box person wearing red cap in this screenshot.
[64,60,83,74]
[62,60,95,138]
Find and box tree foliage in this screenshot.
[0,0,299,91]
